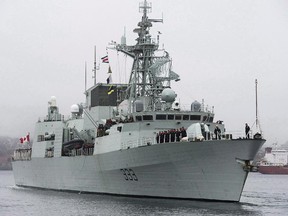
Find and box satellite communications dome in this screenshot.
[71,104,79,114]
[161,88,176,103]
[191,100,201,112]
[50,96,57,107]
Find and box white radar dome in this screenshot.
[50,96,57,107]
[71,104,79,114]
[191,100,201,112]
[161,88,176,103]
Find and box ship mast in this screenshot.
[114,0,180,113]
[92,46,99,86]
[129,0,158,100]
[117,1,162,110]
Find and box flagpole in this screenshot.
[255,78,262,134]
[255,79,258,130]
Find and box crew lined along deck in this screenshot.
[120,126,247,149]
[156,127,187,143]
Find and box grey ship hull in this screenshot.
[12,139,264,202]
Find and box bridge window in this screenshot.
[175,115,182,120]
[143,115,153,120]
[190,115,201,120]
[183,115,189,120]
[156,114,166,120]
[135,116,142,121]
[168,115,174,120]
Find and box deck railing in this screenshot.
[68,147,94,157]
[120,130,257,150]
[12,149,32,161]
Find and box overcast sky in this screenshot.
[1,0,288,146]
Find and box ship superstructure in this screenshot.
[12,0,265,202]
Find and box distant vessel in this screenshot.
[258,147,288,174]
[12,0,265,202]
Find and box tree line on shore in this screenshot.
[0,136,18,170]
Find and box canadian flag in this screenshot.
[20,133,30,144]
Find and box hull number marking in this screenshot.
[120,169,138,181]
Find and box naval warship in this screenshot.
[12,0,265,202]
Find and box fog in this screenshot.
[1,0,288,145]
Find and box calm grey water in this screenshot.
[1,171,287,216]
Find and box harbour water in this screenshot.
[1,171,287,216]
